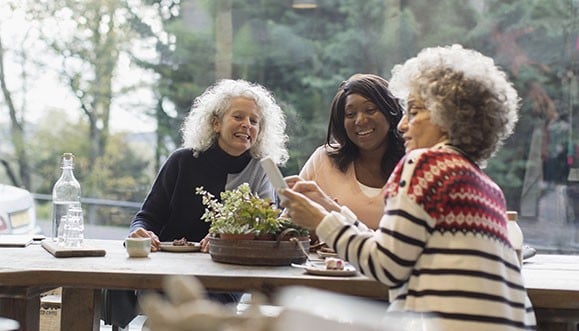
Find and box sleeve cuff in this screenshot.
[339,205,358,223]
[315,210,349,244]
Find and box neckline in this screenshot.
[204,143,252,173]
[442,143,478,167]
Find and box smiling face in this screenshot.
[343,93,390,154]
[397,93,448,153]
[213,97,261,156]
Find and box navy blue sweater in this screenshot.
[130,144,274,242]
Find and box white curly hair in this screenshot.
[181,79,289,165]
[389,44,520,164]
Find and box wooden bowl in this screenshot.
[208,237,309,266]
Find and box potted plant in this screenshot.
[195,183,310,265]
[196,183,282,239]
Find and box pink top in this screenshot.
[299,146,385,229]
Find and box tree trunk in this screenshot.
[215,0,233,79]
[0,33,31,189]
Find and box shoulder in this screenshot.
[246,158,267,173]
[310,145,332,160]
[301,146,331,171]
[160,148,197,170]
[167,148,196,160]
[404,145,466,171]
[385,145,461,196]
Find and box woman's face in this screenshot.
[397,93,447,153]
[343,93,390,153]
[213,97,261,156]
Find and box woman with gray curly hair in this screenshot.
[389,44,519,165]
[182,79,288,164]
[281,45,536,330]
[102,80,289,329]
[129,79,288,252]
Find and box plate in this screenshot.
[159,242,201,252]
[291,262,357,277]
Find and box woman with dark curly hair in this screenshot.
[281,45,536,330]
[289,74,405,229]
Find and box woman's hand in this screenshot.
[129,228,161,252]
[291,180,341,213]
[284,175,304,189]
[199,234,211,253]
[280,188,328,230]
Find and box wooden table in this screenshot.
[0,239,388,330]
[520,254,579,330]
[0,240,577,331]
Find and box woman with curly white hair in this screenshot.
[281,45,536,330]
[101,80,289,329]
[129,79,288,251]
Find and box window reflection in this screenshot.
[0,0,577,253]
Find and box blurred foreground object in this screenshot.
[139,276,274,331]
[141,277,438,331]
[274,286,439,331]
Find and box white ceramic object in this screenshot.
[125,237,151,258]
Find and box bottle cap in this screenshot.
[61,153,75,168]
[506,211,518,221]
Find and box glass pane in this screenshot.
[0,0,577,254]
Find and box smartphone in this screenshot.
[260,157,288,202]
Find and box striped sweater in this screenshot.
[316,144,536,330]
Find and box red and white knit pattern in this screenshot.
[317,144,536,330]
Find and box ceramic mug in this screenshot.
[124,237,151,258]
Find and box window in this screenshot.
[1,0,577,253]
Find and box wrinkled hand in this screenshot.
[129,228,160,252]
[199,234,211,253]
[280,188,328,230]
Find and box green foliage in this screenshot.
[197,183,282,236]
[196,183,309,238]
[26,108,152,226]
[3,0,577,247]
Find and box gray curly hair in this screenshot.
[181,79,289,165]
[389,44,520,164]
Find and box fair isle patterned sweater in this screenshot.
[316,144,536,330]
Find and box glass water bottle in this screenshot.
[51,153,82,243]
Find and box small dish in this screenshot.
[291,262,357,277]
[159,242,201,252]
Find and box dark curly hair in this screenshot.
[325,74,405,176]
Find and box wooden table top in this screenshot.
[1,239,578,308]
[0,239,389,299]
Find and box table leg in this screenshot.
[0,286,41,331]
[61,288,101,331]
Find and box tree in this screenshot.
[0,32,30,188]
[23,0,135,172]
[0,2,41,189]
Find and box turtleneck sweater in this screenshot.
[130,144,274,242]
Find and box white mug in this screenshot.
[124,237,151,258]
